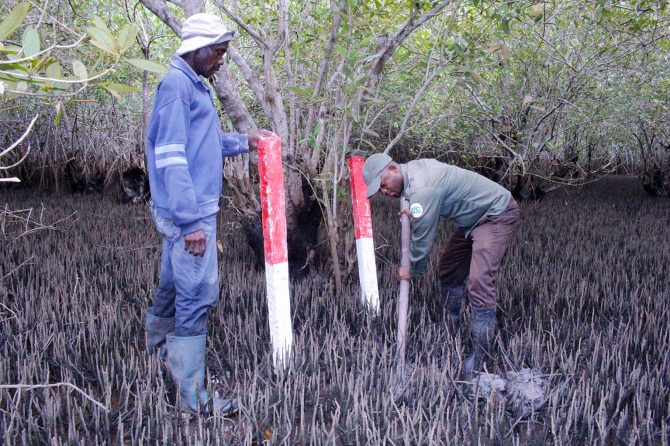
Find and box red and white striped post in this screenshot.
[347,153,380,313]
[258,135,293,370]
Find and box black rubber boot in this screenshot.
[442,283,466,334]
[463,306,496,376]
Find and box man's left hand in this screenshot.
[398,266,412,282]
[248,129,276,151]
[398,208,413,220]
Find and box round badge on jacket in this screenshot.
[410,203,424,218]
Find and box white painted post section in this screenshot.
[257,135,293,370]
[347,154,380,313]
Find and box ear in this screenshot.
[387,163,399,174]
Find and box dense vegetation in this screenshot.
[1,1,669,443]
[1,0,668,286]
[2,1,668,182]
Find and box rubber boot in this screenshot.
[166,334,238,416]
[442,284,466,335]
[145,308,174,358]
[463,306,496,377]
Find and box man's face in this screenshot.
[379,164,404,198]
[193,42,229,78]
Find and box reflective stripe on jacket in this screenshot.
[146,55,248,235]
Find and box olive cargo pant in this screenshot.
[438,200,520,309]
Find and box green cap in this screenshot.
[363,153,392,197]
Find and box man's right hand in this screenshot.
[184,229,206,257]
[398,265,412,282]
[247,129,276,151]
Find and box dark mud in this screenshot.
[0,176,668,444]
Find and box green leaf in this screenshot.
[54,100,62,125]
[92,16,111,33]
[102,82,137,99]
[499,44,511,62]
[288,85,314,97]
[103,82,137,94]
[87,26,117,55]
[22,27,40,58]
[124,58,169,75]
[45,60,66,90]
[362,128,380,138]
[360,138,376,150]
[522,94,534,107]
[1,44,21,57]
[16,75,44,86]
[0,67,27,83]
[0,3,30,40]
[89,38,116,55]
[45,60,63,79]
[116,23,138,54]
[0,61,27,72]
[501,19,510,34]
[529,3,545,18]
[72,59,88,80]
[32,53,51,72]
[468,70,484,84]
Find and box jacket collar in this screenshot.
[170,55,204,85]
[401,163,410,197]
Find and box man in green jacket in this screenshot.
[363,153,520,374]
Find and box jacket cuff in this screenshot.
[238,134,249,152]
[180,220,204,236]
[221,133,249,157]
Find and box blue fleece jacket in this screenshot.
[146,55,248,235]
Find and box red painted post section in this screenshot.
[258,135,293,370]
[348,155,373,239]
[259,136,288,265]
[347,154,380,313]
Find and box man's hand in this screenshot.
[398,265,412,282]
[398,208,413,220]
[248,129,276,151]
[184,229,206,257]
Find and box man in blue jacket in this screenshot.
[144,13,273,415]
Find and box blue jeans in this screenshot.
[150,208,219,336]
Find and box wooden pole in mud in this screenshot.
[257,135,293,371]
[396,197,411,373]
[347,153,380,313]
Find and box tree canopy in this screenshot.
[0,0,668,212]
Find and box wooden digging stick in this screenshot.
[396,197,411,374]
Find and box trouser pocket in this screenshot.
[151,206,181,241]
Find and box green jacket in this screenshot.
[401,159,511,276]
